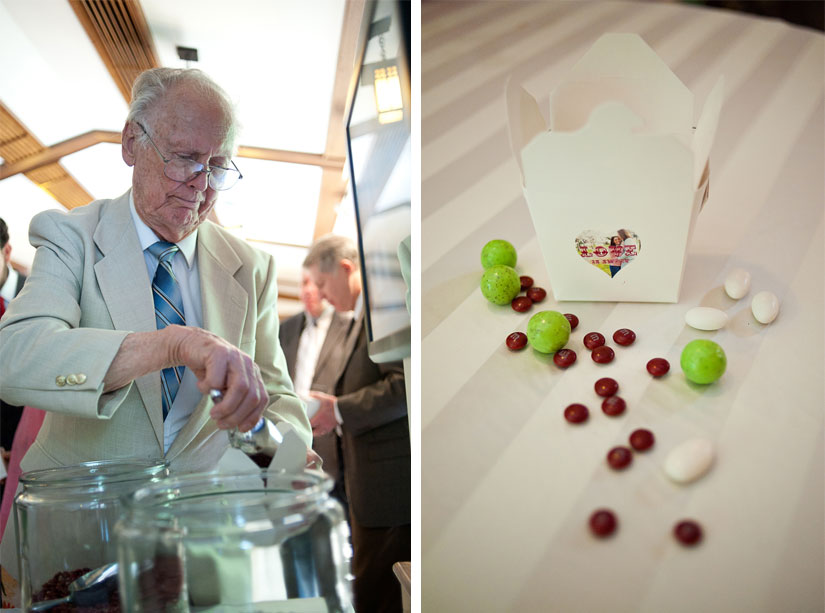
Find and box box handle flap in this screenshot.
[693,75,725,189]
[505,76,546,185]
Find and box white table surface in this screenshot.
[421,2,824,611]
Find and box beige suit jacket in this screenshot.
[0,190,310,475]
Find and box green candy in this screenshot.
[680,339,727,384]
[527,310,570,353]
[480,265,521,305]
[481,239,517,269]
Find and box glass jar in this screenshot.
[116,469,353,612]
[13,459,169,610]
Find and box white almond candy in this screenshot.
[685,307,728,331]
[724,268,751,299]
[751,290,780,324]
[664,438,714,484]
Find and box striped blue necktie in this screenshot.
[148,241,186,420]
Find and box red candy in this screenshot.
[519,276,534,291]
[589,509,617,538]
[601,396,626,416]
[564,313,579,330]
[646,358,670,377]
[583,332,605,349]
[553,348,577,369]
[526,287,546,303]
[591,345,615,364]
[564,404,589,424]
[629,428,654,451]
[606,446,633,470]
[673,520,703,546]
[505,332,527,351]
[594,377,618,397]
[511,296,532,312]
[613,328,636,346]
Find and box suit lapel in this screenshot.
[283,313,305,380]
[166,222,247,460]
[333,310,363,385]
[314,311,347,377]
[93,191,164,451]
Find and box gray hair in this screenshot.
[304,235,359,273]
[126,68,239,154]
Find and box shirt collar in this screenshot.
[129,191,197,268]
[0,265,19,302]
[353,291,364,321]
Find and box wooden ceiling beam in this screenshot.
[313,0,367,240]
[0,130,120,180]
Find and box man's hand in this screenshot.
[103,326,268,432]
[173,327,267,432]
[309,391,338,437]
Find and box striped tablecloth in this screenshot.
[421,2,824,611]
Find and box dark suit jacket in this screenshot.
[0,272,27,450]
[334,309,409,528]
[279,309,350,482]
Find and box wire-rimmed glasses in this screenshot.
[136,122,242,191]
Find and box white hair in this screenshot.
[126,67,239,154]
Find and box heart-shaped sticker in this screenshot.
[575,229,641,278]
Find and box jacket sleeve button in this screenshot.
[56,375,66,387]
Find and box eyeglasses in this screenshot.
[136,122,242,191]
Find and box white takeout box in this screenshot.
[506,33,724,302]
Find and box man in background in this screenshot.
[304,234,410,613]
[279,269,350,517]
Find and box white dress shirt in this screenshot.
[0,265,20,308]
[129,194,203,453]
[292,305,334,397]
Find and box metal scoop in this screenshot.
[30,562,118,611]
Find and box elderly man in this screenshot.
[304,234,409,613]
[0,67,309,476]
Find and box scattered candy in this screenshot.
[564,403,589,424]
[724,268,751,300]
[680,339,726,384]
[527,310,571,353]
[480,265,521,305]
[583,332,605,350]
[607,446,633,470]
[589,509,617,538]
[591,345,615,364]
[685,307,728,331]
[526,287,547,303]
[646,358,670,377]
[481,239,517,269]
[673,520,703,546]
[519,275,534,291]
[612,328,636,346]
[629,428,654,451]
[594,377,618,397]
[563,313,579,330]
[553,348,577,368]
[664,438,714,484]
[601,396,626,416]
[511,296,532,312]
[751,290,780,324]
[505,332,528,351]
